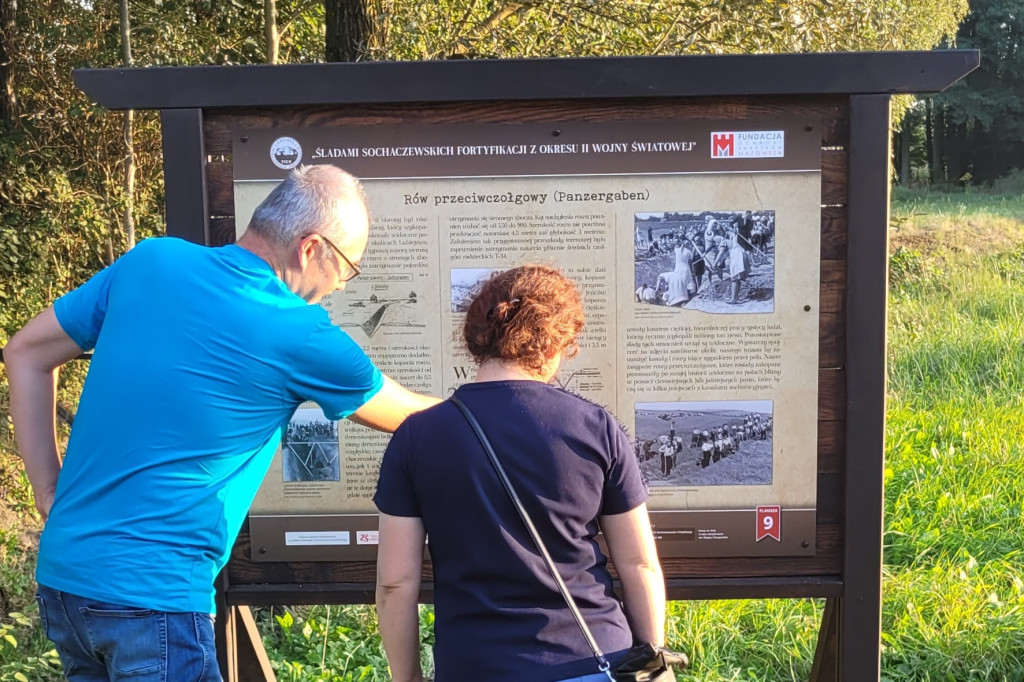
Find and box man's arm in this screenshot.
[376,512,427,682]
[4,308,85,520]
[348,375,441,433]
[600,503,665,646]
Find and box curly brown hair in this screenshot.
[463,265,584,374]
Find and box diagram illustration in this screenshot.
[553,367,603,394]
[338,291,424,338]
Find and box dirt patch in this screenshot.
[891,216,1024,257]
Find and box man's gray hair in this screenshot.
[246,165,367,247]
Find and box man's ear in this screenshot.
[295,233,321,268]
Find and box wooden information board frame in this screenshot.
[74,50,977,682]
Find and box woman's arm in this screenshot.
[376,513,427,682]
[600,503,665,646]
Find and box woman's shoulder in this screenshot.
[392,398,459,438]
[546,386,630,436]
[545,383,605,411]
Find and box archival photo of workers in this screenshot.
[281,406,341,483]
[634,210,776,314]
[634,400,774,487]
[451,267,500,313]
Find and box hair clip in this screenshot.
[487,297,522,322]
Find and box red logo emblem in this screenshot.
[756,506,781,541]
[711,132,735,158]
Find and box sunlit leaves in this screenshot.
[348,0,966,61]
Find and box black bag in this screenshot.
[612,642,689,682]
[450,397,690,682]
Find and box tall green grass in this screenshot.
[877,243,1024,682]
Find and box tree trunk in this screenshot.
[120,0,136,249]
[325,0,372,62]
[946,120,969,186]
[924,98,934,185]
[265,0,279,64]
[970,121,992,182]
[0,0,16,126]
[899,124,911,186]
[928,99,946,185]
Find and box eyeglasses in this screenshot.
[320,234,361,282]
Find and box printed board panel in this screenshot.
[235,118,821,560]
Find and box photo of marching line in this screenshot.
[281,406,341,483]
[451,267,501,313]
[634,400,773,487]
[634,210,775,314]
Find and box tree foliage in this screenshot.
[0,0,967,408]
[330,0,966,61]
[928,0,1024,183]
[0,0,324,329]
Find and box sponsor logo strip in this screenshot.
[711,131,785,159]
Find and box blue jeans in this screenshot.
[553,674,613,682]
[35,585,221,682]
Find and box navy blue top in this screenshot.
[374,381,647,682]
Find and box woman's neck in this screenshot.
[475,359,547,383]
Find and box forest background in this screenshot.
[2,0,1023,680]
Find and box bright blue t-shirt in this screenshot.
[37,237,384,614]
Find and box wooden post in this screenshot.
[809,597,839,682]
[215,571,277,681]
[841,94,892,682]
[160,108,210,244]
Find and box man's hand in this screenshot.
[34,487,55,522]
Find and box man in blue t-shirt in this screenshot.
[5,165,439,681]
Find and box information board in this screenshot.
[233,118,822,560]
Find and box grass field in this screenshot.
[1,188,1023,681]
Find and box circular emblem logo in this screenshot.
[270,136,302,170]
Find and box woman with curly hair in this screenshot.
[375,264,664,682]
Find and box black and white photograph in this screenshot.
[281,406,340,482]
[634,400,774,487]
[451,268,500,313]
[634,210,775,314]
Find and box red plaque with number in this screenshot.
[756,506,781,542]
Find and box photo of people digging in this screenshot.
[634,210,775,314]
